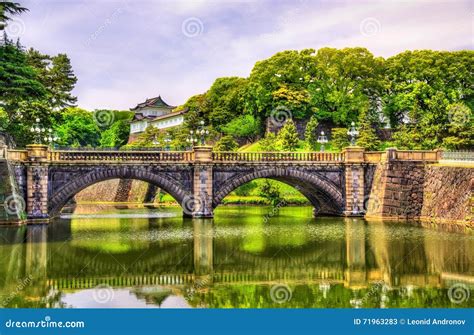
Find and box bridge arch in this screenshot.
[48,167,188,217]
[212,168,344,215]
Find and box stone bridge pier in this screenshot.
[5,144,442,222]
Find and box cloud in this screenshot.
[16,0,473,110]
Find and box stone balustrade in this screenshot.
[4,147,447,164]
[6,149,28,161]
[212,151,345,162]
[48,150,195,162]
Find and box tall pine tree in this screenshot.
[278,119,299,151]
[304,115,319,150]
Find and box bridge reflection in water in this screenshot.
[0,207,472,308]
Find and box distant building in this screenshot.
[128,95,187,142]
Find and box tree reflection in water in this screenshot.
[0,206,472,308]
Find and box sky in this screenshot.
[6,0,473,110]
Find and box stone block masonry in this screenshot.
[421,165,473,228]
[366,160,473,230]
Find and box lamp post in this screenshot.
[188,121,209,147]
[317,131,328,152]
[43,128,59,149]
[195,120,209,145]
[29,118,46,144]
[186,133,198,150]
[347,121,359,146]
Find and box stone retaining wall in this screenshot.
[75,179,158,203]
[420,165,473,226]
[367,162,473,229]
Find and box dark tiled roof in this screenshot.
[130,95,176,111]
[130,108,188,123]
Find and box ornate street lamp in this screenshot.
[43,128,59,149]
[347,121,359,146]
[317,131,328,152]
[29,118,46,144]
[186,132,198,150]
[188,121,209,147]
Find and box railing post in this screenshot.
[25,144,50,220]
[190,146,214,218]
[342,146,365,216]
[384,147,397,162]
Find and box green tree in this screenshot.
[49,54,77,108]
[0,39,46,109]
[309,47,385,125]
[98,111,132,147]
[258,180,281,206]
[55,107,100,147]
[246,49,316,121]
[0,107,9,130]
[259,132,277,151]
[222,114,260,142]
[384,50,473,127]
[214,135,238,151]
[331,128,349,151]
[206,77,247,131]
[125,125,162,148]
[356,107,380,150]
[0,1,28,27]
[100,120,130,147]
[26,49,78,110]
[441,102,473,149]
[181,94,210,131]
[277,119,299,151]
[304,115,319,150]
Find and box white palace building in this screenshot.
[128,95,187,142]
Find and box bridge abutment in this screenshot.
[25,145,50,220]
[343,147,366,216]
[191,146,214,218]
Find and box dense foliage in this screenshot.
[177,48,473,151]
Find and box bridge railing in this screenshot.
[212,151,345,162]
[394,150,439,161]
[6,149,28,161]
[363,151,384,163]
[440,150,474,162]
[48,150,194,162]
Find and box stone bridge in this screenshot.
[5,145,441,220]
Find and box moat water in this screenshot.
[0,206,472,308]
